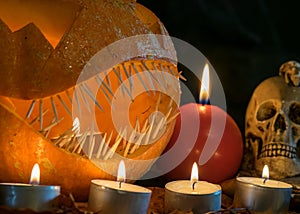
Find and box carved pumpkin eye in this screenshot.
[256,101,277,121]
[0,0,81,48]
[289,102,300,125]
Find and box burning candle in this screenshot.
[165,63,243,183]
[164,162,221,214]
[233,165,293,213]
[0,163,61,212]
[88,160,152,214]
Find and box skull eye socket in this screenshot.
[288,103,300,125]
[256,102,276,121]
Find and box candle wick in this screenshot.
[199,98,210,105]
[119,181,122,189]
[263,178,268,184]
[192,181,197,190]
[30,181,39,186]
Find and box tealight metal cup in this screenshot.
[0,183,61,212]
[88,180,152,214]
[233,177,292,214]
[164,181,222,214]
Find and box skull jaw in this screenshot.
[249,136,300,178]
[255,157,300,179]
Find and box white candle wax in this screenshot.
[88,179,152,214]
[237,177,292,189]
[165,180,221,194]
[91,179,151,193]
[164,180,221,214]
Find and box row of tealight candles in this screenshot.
[0,160,293,213]
[89,161,220,214]
[164,163,292,214]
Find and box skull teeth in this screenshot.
[259,143,297,159]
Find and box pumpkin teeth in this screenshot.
[146,68,160,86]
[39,99,44,131]
[87,120,95,159]
[165,64,175,76]
[29,107,49,127]
[178,71,187,81]
[95,74,115,98]
[112,67,133,100]
[127,121,142,155]
[104,72,112,92]
[73,88,82,116]
[122,63,133,90]
[143,68,156,95]
[25,100,36,119]
[96,132,107,158]
[94,76,114,106]
[43,117,63,133]
[77,85,91,113]
[126,128,146,156]
[167,111,180,125]
[152,116,166,140]
[100,132,113,158]
[152,63,167,92]
[50,96,59,121]
[131,62,151,96]
[65,90,73,103]
[57,94,72,116]
[103,128,125,160]
[81,82,104,112]
[45,107,175,160]
[10,60,180,161]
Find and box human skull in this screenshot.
[245,61,300,179]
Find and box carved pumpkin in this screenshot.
[0,0,180,201]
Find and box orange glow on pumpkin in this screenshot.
[0,0,81,48]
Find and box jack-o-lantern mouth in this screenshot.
[7,59,180,161]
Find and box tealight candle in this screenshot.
[88,160,152,214]
[233,165,293,213]
[0,163,61,212]
[164,162,221,214]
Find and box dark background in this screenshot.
[138,0,300,134]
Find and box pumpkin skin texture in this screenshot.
[0,0,180,201]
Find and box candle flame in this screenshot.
[30,163,40,185]
[190,162,199,182]
[117,160,126,184]
[199,64,210,104]
[262,164,269,179]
